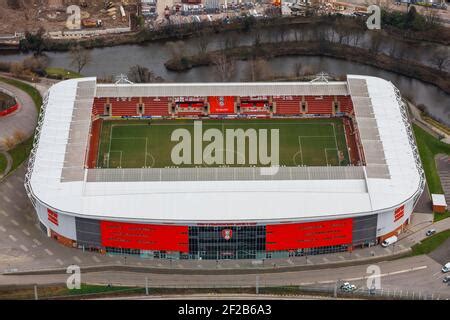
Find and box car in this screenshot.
[426,229,436,236]
[340,282,357,292]
[443,276,450,283]
[442,262,450,273]
[381,235,398,247]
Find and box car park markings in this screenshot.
[10,219,19,226]
[73,256,82,263]
[322,257,330,263]
[44,249,53,256]
[0,225,6,232]
[33,239,42,246]
[338,255,345,260]
[19,245,28,252]
[92,256,101,263]
[8,234,17,242]
[22,229,30,236]
[56,259,64,266]
[3,195,11,203]
[0,210,9,217]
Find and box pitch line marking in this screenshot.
[331,123,340,160]
[297,136,304,166]
[109,151,123,168]
[324,148,338,166]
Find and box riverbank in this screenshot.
[10,15,449,54]
[164,41,450,95]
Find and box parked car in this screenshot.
[443,276,450,283]
[426,229,436,236]
[442,262,450,273]
[381,235,398,247]
[340,282,357,292]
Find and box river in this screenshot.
[1,26,449,124]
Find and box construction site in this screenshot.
[0,0,135,34]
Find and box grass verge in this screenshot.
[410,229,450,256]
[0,152,7,175]
[0,76,42,176]
[45,67,82,80]
[0,284,141,300]
[413,124,450,221]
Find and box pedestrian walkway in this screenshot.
[436,154,450,205]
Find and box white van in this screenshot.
[442,262,450,273]
[381,235,398,247]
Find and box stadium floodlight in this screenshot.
[310,72,330,83]
[114,74,134,84]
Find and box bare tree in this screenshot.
[165,41,186,61]
[127,65,164,83]
[221,34,240,51]
[243,58,273,82]
[369,31,383,54]
[195,31,211,56]
[69,44,91,74]
[212,53,236,82]
[431,48,449,71]
[293,62,303,78]
[423,7,440,28]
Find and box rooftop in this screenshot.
[26,76,424,224]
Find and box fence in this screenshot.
[1,282,447,300]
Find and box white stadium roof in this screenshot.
[26,76,424,224]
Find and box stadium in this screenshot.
[24,75,425,260]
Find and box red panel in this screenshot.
[394,205,404,222]
[0,104,19,117]
[47,209,59,226]
[100,221,189,252]
[266,218,353,251]
[208,96,235,114]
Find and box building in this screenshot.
[431,194,447,213]
[25,75,425,260]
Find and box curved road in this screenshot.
[0,81,38,152]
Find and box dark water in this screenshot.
[1,26,449,124]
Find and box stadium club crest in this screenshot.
[221,229,233,240]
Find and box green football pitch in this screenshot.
[96,118,350,168]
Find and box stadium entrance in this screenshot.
[188,226,266,260]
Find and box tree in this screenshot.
[212,53,236,82]
[127,65,164,83]
[20,27,46,55]
[165,41,186,61]
[431,48,449,71]
[195,30,211,56]
[293,62,302,78]
[10,62,24,78]
[243,58,273,82]
[369,31,383,54]
[69,44,91,74]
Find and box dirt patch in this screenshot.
[0,0,135,33]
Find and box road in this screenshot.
[1,254,449,298]
[0,81,37,152]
